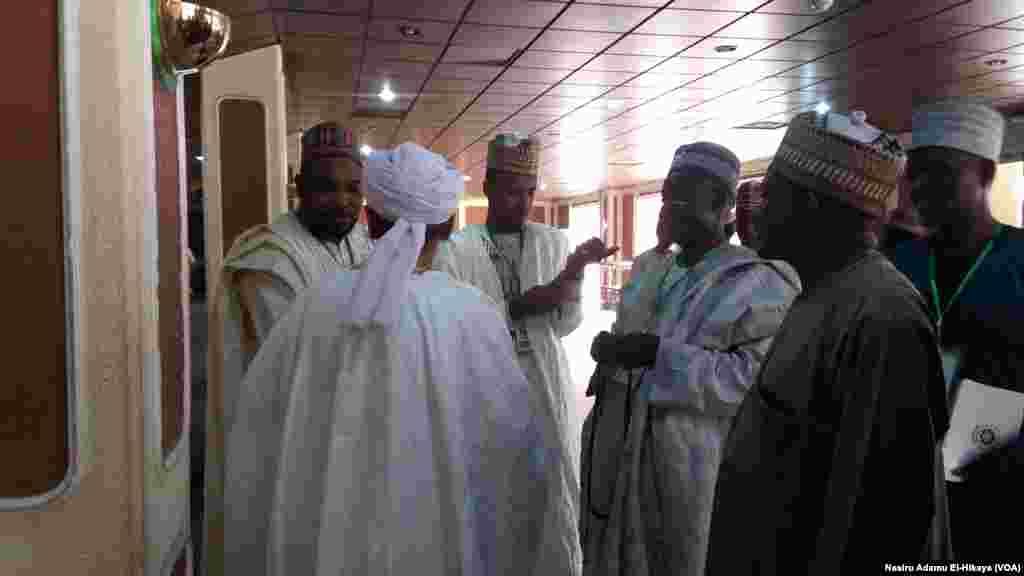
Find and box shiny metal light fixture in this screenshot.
[157,0,231,74]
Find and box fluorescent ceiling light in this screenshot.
[379,84,396,103]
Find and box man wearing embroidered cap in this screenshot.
[889,99,1024,562]
[224,142,556,576]
[707,110,951,574]
[205,121,372,575]
[587,141,800,576]
[434,133,617,575]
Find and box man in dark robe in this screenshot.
[706,110,951,575]
[890,99,1024,562]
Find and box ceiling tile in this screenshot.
[658,56,735,75]
[432,63,504,81]
[532,29,621,52]
[490,81,556,96]
[502,67,575,83]
[748,39,834,61]
[442,45,521,64]
[669,0,758,10]
[622,72,695,90]
[1000,16,1024,31]
[364,41,442,62]
[777,58,843,79]
[716,12,826,39]
[476,92,538,107]
[464,0,568,27]
[634,10,742,37]
[361,59,433,80]
[371,0,472,22]
[944,28,1024,54]
[452,24,540,49]
[270,0,368,12]
[564,69,638,86]
[683,36,777,59]
[367,19,454,43]
[756,0,863,15]
[583,53,666,72]
[515,50,595,69]
[607,34,701,56]
[551,3,658,33]
[931,0,1024,27]
[423,77,492,93]
[544,83,611,98]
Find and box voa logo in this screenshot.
[995,564,1022,573]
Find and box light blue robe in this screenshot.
[586,244,801,576]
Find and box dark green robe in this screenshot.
[707,252,950,575]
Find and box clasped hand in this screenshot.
[567,237,619,275]
[590,331,659,370]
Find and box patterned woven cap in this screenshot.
[769,111,906,218]
[487,133,540,176]
[910,99,1005,163]
[302,122,358,163]
[669,141,741,192]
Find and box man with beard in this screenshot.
[587,142,800,576]
[889,100,1024,562]
[205,122,372,576]
[707,110,951,574]
[433,133,617,576]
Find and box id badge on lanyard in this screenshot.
[487,229,533,355]
[513,323,533,355]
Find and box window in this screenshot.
[633,193,662,257]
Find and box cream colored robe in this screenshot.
[205,212,371,576]
[433,222,584,576]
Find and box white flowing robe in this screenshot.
[224,270,552,576]
[433,222,584,575]
[206,212,371,576]
[587,245,801,576]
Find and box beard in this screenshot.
[299,208,356,242]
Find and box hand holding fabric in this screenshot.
[590,331,620,365]
[617,333,660,369]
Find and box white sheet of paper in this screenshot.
[941,378,1024,482]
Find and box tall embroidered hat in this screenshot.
[302,122,359,164]
[487,133,540,176]
[910,99,1005,163]
[770,110,907,218]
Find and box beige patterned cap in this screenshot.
[770,110,907,218]
[487,133,540,176]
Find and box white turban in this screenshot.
[339,142,463,326]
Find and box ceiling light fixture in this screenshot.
[360,144,372,156]
[195,155,206,162]
[815,101,831,115]
[540,182,548,191]
[463,175,472,181]
[806,0,835,13]
[378,84,396,103]
[714,44,738,54]
[397,24,422,39]
[985,58,1009,67]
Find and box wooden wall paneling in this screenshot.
[219,100,269,251]
[0,0,70,498]
[154,78,186,458]
[622,193,635,261]
[558,204,570,228]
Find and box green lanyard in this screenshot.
[927,225,1003,338]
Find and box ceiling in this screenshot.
[204,0,1024,199]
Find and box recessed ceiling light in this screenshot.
[397,24,422,39]
[815,101,831,115]
[985,58,1009,67]
[806,0,835,13]
[714,44,738,54]
[378,84,396,103]
[195,155,206,162]
[463,175,472,181]
[360,144,372,156]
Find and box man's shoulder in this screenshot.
[411,272,504,321]
[524,221,568,243]
[845,254,933,328]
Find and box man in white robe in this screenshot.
[589,142,801,576]
[433,133,618,575]
[205,122,372,576]
[224,142,554,575]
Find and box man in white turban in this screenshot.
[223,142,554,576]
